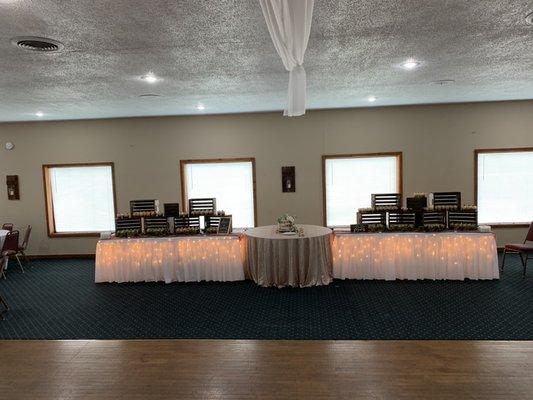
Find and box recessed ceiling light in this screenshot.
[430,79,455,86]
[195,104,205,111]
[526,11,533,25]
[367,96,377,102]
[400,59,420,70]
[35,111,44,117]
[141,72,158,83]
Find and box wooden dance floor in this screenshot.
[0,340,532,399]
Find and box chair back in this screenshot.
[1,223,13,231]
[526,222,533,243]
[1,230,19,253]
[21,225,32,249]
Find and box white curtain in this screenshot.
[259,0,314,117]
[184,161,255,229]
[50,165,115,233]
[325,156,399,227]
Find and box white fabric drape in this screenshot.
[95,236,245,283]
[259,0,314,116]
[332,232,500,281]
[0,230,8,251]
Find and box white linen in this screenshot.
[259,0,314,116]
[95,235,245,284]
[332,232,499,281]
[0,230,8,250]
[244,225,333,287]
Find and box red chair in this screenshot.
[501,222,533,277]
[1,230,23,276]
[1,223,13,231]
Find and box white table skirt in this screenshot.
[332,232,499,281]
[0,230,8,250]
[95,235,245,284]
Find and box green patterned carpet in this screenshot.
[0,254,531,340]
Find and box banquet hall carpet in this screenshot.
[0,254,531,340]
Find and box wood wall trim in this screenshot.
[474,147,533,227]
[42,162,117,238]
[179,157,258,227]
[321,152,403,227]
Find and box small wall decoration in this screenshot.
[282,166,295,192]
[217,216,232,234]
[6,175,20,200]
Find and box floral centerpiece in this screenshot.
[277,214,296,233]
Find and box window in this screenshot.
[476,148,533,225]
[180,158,256,228]
[43,163,116,236]
[323,153,402,227]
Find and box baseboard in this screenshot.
[28,254,95,260]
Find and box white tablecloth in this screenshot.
[95,235,245,283]
[332,232,499,280]
[0,230,8,250]
[244,225,333,287]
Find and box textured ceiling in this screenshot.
[0,0,532,122]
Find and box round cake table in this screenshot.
[244,225,333,288]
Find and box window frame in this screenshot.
[474,147,533,227]
[179,157,258,227]
[321,152,403,227]
[42,162,117,237]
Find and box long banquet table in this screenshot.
[95,235,245,283]
[332,232,499,280]
[95,230,500,285]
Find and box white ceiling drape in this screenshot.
[259,0,314,117]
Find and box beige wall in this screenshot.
[1,100,532,255]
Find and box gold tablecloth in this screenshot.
[244,225,333,288]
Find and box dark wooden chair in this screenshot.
[1,223,13,232]
[501,222,533,277]
[16,225,32,265]
[1,230,23,276]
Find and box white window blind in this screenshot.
[49,165,115,233]
[184,161,255,229]
[325,156,399,227]
[477,150,533,224]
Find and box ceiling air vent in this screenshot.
[11,36,63,52]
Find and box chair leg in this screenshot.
[524,255,529,278]
[21,251,30,265]
[0,294,8,320]
[518,253,527,278]
[501,249,507,272]
[0,257,6,280]
[0,294,8,310]
[15,255,24,273]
